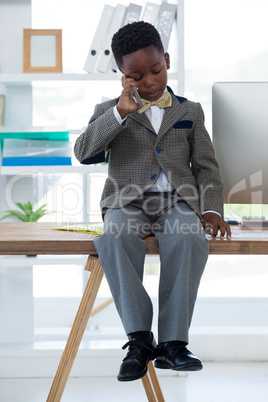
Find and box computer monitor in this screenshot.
[212,82,268,208]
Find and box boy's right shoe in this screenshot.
[117,331,157,382]
[154,341,203,371]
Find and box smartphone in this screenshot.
[132,87,144,108]
[116,67,143,108]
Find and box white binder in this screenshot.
[84,4,115,73]
[97,4,127,73]
[156,2,177,52]
[142,2,160,25]
[123,2,142,25]
[111,3,142,72]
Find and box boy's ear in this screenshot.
[164,52,170,70]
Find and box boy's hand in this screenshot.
[116,74,141,118]
[202,212,231,239]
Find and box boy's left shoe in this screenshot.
[154,341,203,371]
[117,331,157,382]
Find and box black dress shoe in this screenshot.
[117,331,157,382]
[154,341,203,371]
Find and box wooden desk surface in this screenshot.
[0,222,268,256]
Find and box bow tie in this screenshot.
[137,91,172,114]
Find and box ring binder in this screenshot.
[84,4,115,73]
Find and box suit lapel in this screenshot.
[128,111,156,134]
[157,95,188,141]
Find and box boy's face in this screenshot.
[120,46,170,102]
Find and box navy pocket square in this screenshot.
[173,120,193,129]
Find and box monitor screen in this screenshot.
[212,82,268,206]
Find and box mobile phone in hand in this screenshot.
[132,87,144,107]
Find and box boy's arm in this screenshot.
[190,103,231,237]
[74,101,124,163]
[74,74,141,163]
[190,103,223,213]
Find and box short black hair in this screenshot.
[111,21,164,68]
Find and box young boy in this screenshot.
[74,21,231,382]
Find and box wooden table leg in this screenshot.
[47,256,104,402]
[145,361,165,402]
[47,255,165,402]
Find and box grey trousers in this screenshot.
[93,192,209,343]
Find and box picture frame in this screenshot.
[0,95,5,126]
[23,29,62,73]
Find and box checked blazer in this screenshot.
[74,87,224,218]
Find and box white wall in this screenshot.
[0,0,31,74]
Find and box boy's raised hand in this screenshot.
[202,212,231,239]
[116,74,141,118]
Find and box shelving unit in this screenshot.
[0,0,184,176]
[0,71,178,85]
[0,163,108,176]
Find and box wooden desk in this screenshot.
[1,222,268,256]
[1,222,268,402]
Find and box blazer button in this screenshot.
[156,146,162,153]
[150,174,157,180]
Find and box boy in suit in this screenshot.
[74,21,231,382]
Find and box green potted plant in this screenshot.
[0,201,49,222]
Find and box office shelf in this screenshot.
[0,72,178,86]
[0,163,108,176]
